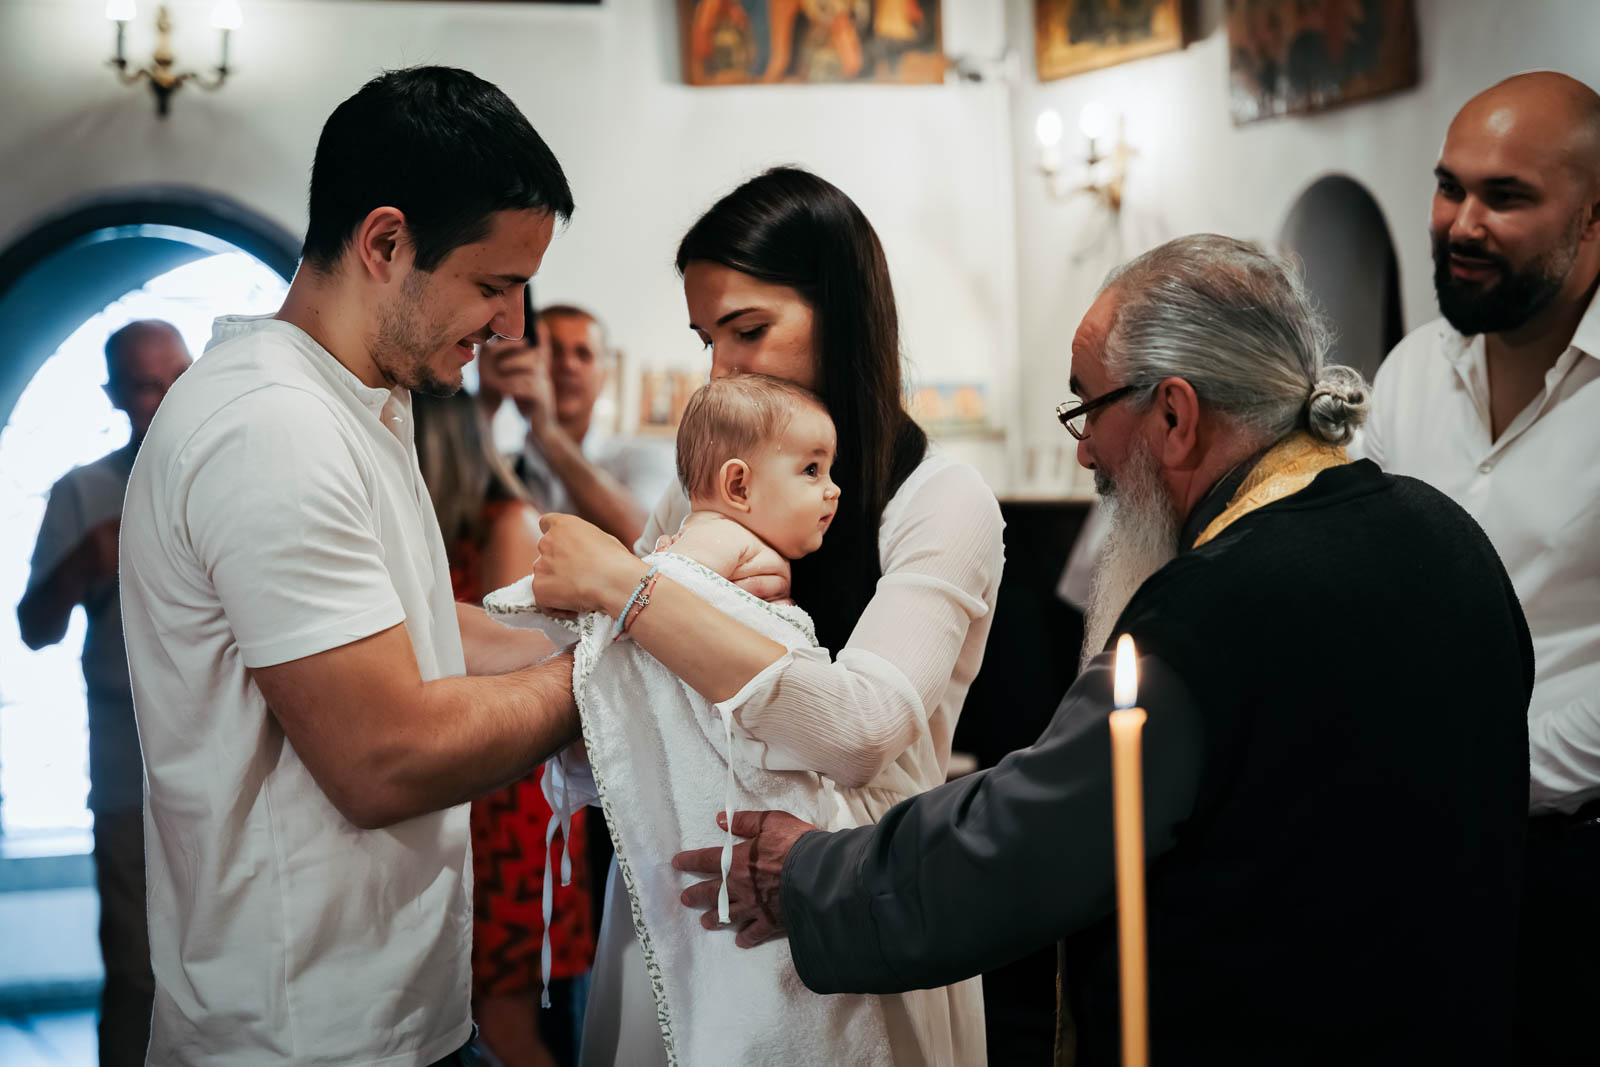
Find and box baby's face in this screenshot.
[742,404,842,559]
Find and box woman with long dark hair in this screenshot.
[533,167,1002,1065]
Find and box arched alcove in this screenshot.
[1278,175,1404,383]
[0,187,299,429]
[0,190,295,839]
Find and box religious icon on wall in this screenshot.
[1034,0,1185,81]
[637,369,705,434]
[1227,0,1419,125]
[680,0,945,86]
[907,382,991,437]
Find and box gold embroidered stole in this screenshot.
[1192,432,1351,549]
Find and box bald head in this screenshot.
[1452,72,1600,189]
[104,319,191,440]
[1432,72,1600,336]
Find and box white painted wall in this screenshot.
[3,0,1597,497]
[1007,0,1599,494]
[0,0,1015,481]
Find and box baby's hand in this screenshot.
[733,573,791,603]
[654,533,679,552]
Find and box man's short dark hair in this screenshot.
[301,66,574,273]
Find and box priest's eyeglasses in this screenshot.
[1055,383,1142,440]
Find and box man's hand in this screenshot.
[478,336,556,433]
[18,516,121,649]
[673,810,818,948]
[480,336,557,435]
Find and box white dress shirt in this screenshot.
[1358,293,1600,814]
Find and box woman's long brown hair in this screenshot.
[413,389,530,568]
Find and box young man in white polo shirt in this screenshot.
[120,67,583,1066]
[1358,72,1600,1066]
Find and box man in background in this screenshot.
[18,318,190,1067]
[479,304,674,547]
[1358,71,1600,1066]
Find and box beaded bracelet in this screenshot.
[622,573,661,635]
[612,565,660,638]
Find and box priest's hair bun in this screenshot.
[1306,364,1369,446]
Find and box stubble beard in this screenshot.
[373,271,462,398]
[1080,441,1181,673]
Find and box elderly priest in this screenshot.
[675,235,1534,1067]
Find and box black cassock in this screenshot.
[780,457,1533,1067]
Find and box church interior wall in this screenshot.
[1005,0,1597,493]
[0,0,1594,495]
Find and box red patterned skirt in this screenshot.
[470,769,596,995]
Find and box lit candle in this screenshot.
[1110,633,1149,1067]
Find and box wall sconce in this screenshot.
[107,1,241,117]
[1035,102,1134,212]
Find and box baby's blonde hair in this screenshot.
[676,374,829,501]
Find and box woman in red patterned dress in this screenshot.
[415,389,596,1067]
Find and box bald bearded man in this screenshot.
[1357,73,1600,1066]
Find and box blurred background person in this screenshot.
[478,300,675,548]
[414,390,596,1067]
[16,318,190,1067]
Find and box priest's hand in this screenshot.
[674,810,817,948]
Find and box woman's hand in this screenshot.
[532,513,650,617]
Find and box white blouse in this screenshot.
[569,450,1006,1066]
[668,452,1008,806]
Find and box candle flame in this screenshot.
[1114,634,1138,709]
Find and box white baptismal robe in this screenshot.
[562,452,1004,1066]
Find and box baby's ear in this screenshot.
[718,458,752,512]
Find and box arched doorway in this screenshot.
[1277,175,1404,383]
[0,190,296,840]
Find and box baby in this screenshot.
[662,373,841,603]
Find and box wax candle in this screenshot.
[1110,633,1149,1067]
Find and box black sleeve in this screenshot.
[780,651,1205,994]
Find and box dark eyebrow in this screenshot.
[1482,176,1539,192]
[483,273,529,285]
[1068,375,1084,397]
[715,307,762,327]
[1435,166,1537,193]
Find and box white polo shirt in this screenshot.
[120,315,471,1065]
[1358,294,1600,815]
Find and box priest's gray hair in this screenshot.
[1100,234,1369,447]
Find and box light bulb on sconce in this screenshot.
[106,1,241,117]
[1034,99,1135,214]
[1079,100,1111,143]
[211,0,243,31]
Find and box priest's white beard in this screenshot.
[1080,442,1181,672]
